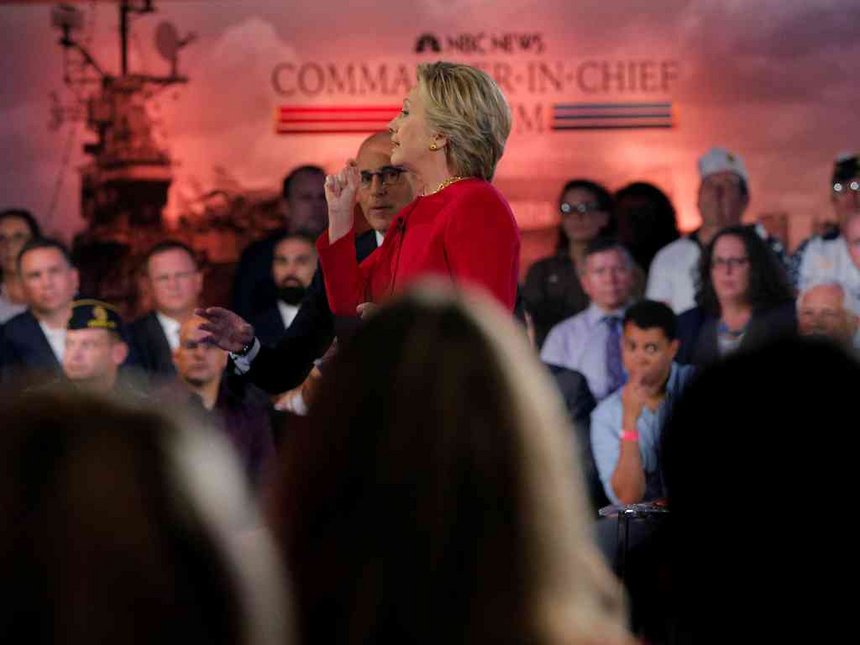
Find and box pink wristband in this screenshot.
[621,429,639,442]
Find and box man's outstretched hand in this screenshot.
[195,307,255,353]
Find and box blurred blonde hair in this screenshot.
[283,281,628,644]
[417,61,512,181]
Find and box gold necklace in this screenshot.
[424,176,467,196]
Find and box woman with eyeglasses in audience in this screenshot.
[277,284,630,645]
[676,225,796,366]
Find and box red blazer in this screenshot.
[317,178,520,314]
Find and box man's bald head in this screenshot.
[358,131,395,158]
[355,131,414,234]
[798,283,858,346]
[174,315,228,388]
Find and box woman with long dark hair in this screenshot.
[676,225,796,365]
[613,181,680,273]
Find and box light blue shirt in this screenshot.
[590,362,695,504]
[540,302,627,401]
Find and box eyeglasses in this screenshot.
[359,166,405,188]
[833,180,860,194]
[560,201,604,216]
[151,270,197,285]
[711,256,749,270]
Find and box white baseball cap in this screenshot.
[698,147,749,182]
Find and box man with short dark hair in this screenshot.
[62,299,129,393]
[128,240,202,379]
[1,238,79,384]
[541,238,636,401]
[590,299,694,505]
[232,165,327,319]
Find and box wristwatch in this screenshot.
[233,338,255,357]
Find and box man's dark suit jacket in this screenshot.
[676,300,798,367]
[128,311,176,379]
[546,364,609,514]
[0,310,62,386]
[232,230,283,321]
[250,306,287,348]
[243,229,379,394]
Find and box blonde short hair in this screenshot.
[417,62,512,181]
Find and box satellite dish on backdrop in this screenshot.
[155,22,180,63]
[155,21,195,77]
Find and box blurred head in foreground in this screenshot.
[661,337,860,642]
[0,389,288,645]
[279,282,628,644]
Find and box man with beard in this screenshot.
[250,233,318,346]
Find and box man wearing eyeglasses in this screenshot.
[793,153,860,315]
[128,240,203,380]
[196,132,416,403]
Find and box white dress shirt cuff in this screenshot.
[230,337,261,374]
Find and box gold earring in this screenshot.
[429,143,438,151]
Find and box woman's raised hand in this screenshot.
[325,160,360,243]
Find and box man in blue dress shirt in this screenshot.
[590,299,695,505]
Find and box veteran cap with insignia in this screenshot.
[68,299,124,333]
[698,147,749,182]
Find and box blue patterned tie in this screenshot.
[605,315,624,394]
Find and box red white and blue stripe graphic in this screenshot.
[275,105,400,134]
[551,102,674,130]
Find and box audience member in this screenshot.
[591,300,694,505]
[676,226,795,366]
[660,338,860,642]
[541,239,636,401]
[128,240,202,380]
[0,208,40,323]
[0,238,78,385]
[62,299,130,394]
[613,181,680,273]
[523,179,616,347]
[277,284,628,644]
[232,165,327,319]
[0,389,288,644]
[797,282,859,348]
[196,131,415,398]
[172,315,275,490]
[647,147,786,314]
[793,153,860,309]
[251,233,318,346]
